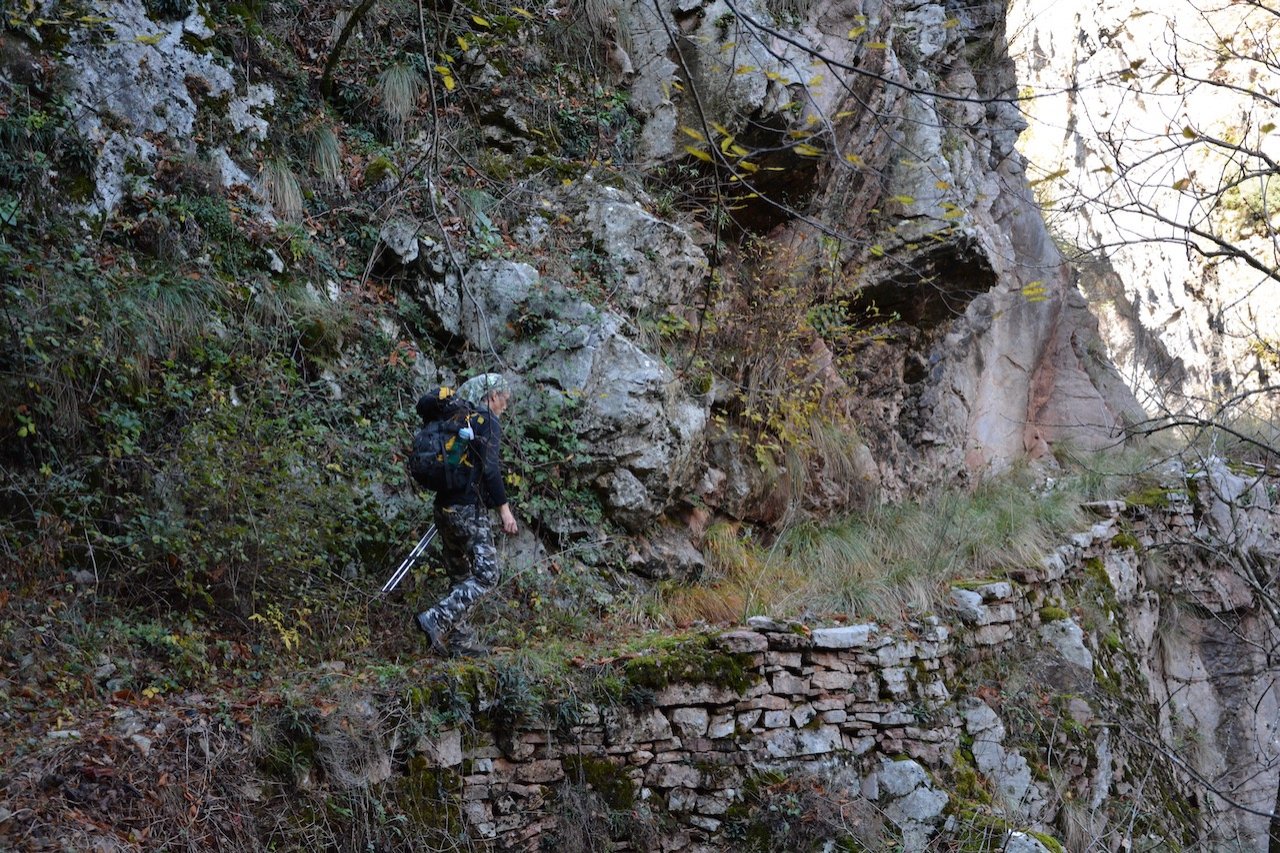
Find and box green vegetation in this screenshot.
[670,466,1089,622]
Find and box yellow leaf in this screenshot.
[1262,122,1276,134]
[735,65,757,75]
[809,74,824,86]
[943,17,960,28]
[680,126,707,141]
[793,143,822,156]
[684,145,713,162]
[134,33,163,45]
[728,144,750,157]
[457,34,470,50]
[848,25,867,37]
[472,14,491,27]
[512,6,534,16]
[719,135,735,153]
[891,194,915,205]
[935,180,951,190]
[765,70,783,81]
[710,121,732,138]
[866,41,887,49]
[1172,177,1190,190]
[1182,126,1196,139]
[737,160,759,172]
[844,152,865,166]
[869,244,885,256]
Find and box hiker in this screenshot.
[415,373,518,656]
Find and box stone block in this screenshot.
[880,667,910,696]
[845,735,877,755]
[515,759,563,784]
[605,707,674,743]
[736,694,789,711]
[708,713,735,738]
[655,683,738,706]
[771,671,807,695]
[689,815,722,832]
[811,624,876,649]
[876,641,916,667]
[972,623,1014,646]
[763,710,791,728]
[717,629,768,653]
[791,704,816,727]
[762,725,841,758]
[417,727,463,767]
[808,652,850,672]
[671,706,710,738]
[811,669,857,691]
[950,588,986,624]
[765,631,813,651]
[822,709,848,724]
[646,761,702,788]
[975,581,1012,601]
[765,651,803,669]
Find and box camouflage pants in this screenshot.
[424,503,499,632]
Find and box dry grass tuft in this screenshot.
[262,158,304,222]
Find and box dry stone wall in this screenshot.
[395,499,1239,851]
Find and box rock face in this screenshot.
[61,1,269,214]
[1010,0,1280,418]
[621,0,1143,488]
[388,218,709,537]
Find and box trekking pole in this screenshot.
[382,525,437,594]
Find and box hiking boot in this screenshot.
[449,620,490,658]
[415,610,449,656]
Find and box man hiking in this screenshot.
[415,373,518,656]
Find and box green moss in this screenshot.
[1125,486,1173,508]
[620,636,758,694]
[1039,606,1070,622]
[363,155,399,185]
[1110,531,1141,550]
[397,755,463,829]
[950,750,992,806]
[951,577,1004,591]
[562,755,635,810]
[1029,830,1066,853]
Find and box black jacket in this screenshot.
[434,407,508,509]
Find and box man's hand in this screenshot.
[498,503,518,535]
